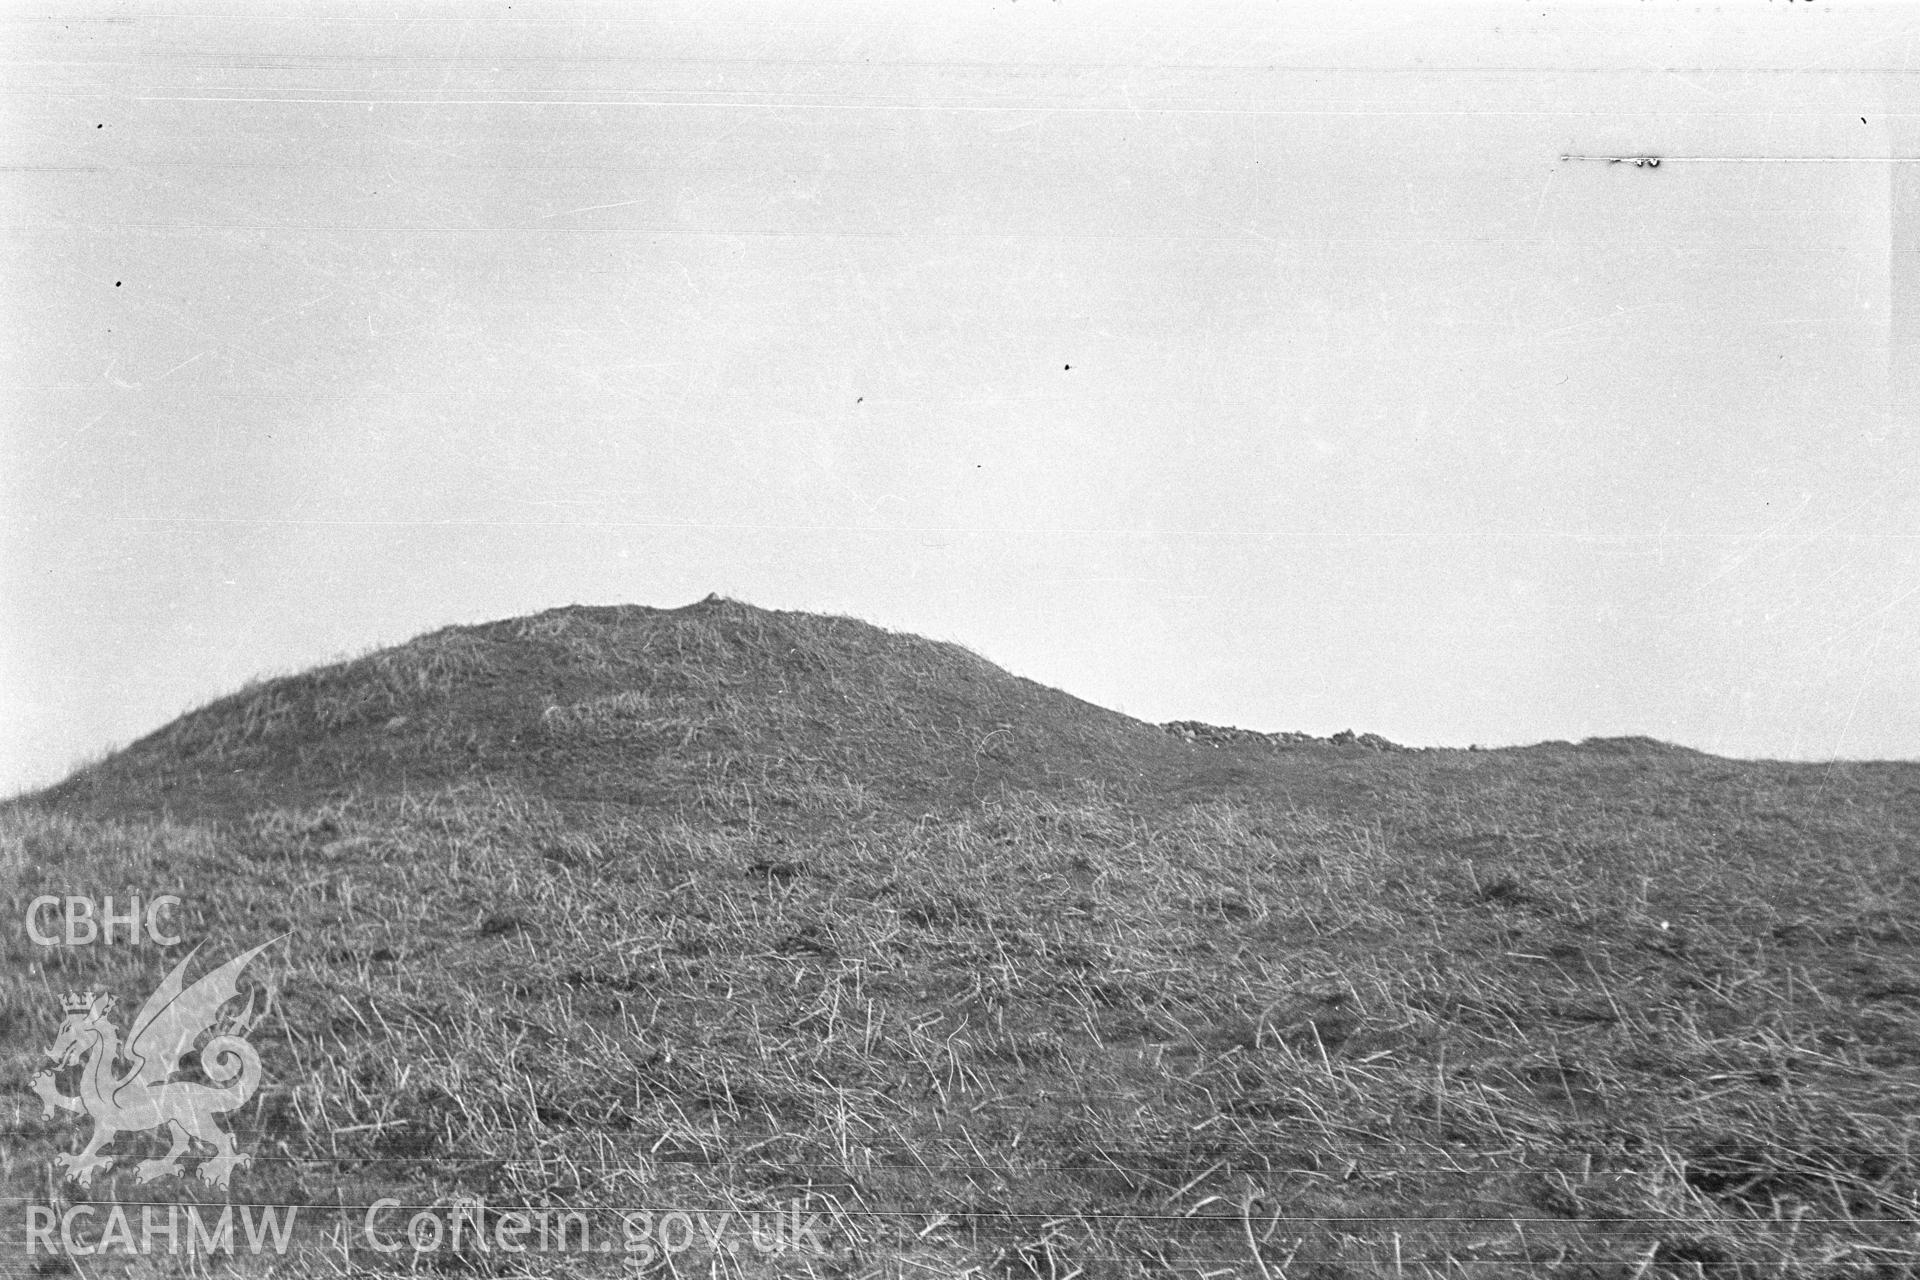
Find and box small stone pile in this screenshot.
[1163,721,1406,753]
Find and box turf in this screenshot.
[3,597,1916,1278]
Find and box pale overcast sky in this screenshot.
[5,1,1918,794]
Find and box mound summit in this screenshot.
[42,596,1182,819]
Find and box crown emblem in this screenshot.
[61,991,96,1013]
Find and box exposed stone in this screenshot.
[1161,721,1408,753]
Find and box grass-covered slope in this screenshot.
[43,597,1164,820]
[3,600,1917,1279]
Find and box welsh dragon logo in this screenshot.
[31,941,276,1189]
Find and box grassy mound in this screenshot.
[42,596,1164,821]
[4,600,1916,1278]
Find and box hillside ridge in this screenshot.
[28,597,1725,821]
[5,600,1917,1277]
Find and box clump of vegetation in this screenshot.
[4,599,1915,1276]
